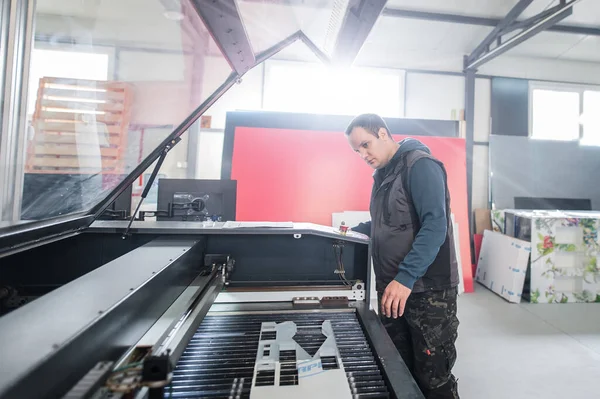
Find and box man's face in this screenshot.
[347,127,393,169]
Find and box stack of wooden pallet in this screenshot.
[26,77,133,174]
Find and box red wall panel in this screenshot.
[231,127,473,292]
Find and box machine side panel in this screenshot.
[1,233,159,310]
[355,303,425,399]
[205,234,368,285]
[0,236,206,399]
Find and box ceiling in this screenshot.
[358,0,600,68]
[386,0,600,26]
[34,0,600,68]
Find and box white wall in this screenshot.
[473,78,491,211]
[480,55,600,86]
[118,51,188,81]
[403,72,491,211]
[405,73,465,120]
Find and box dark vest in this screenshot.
[369,149,459,293]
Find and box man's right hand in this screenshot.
[381,280,412,318]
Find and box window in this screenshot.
[581,91,600,146]
[529,82,600,145]
[263,60,404,118]
[531,89,579,141]
[27,49,110,117]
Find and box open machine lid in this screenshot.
[0,0,387,256]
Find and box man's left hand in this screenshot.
[381,280,412,319]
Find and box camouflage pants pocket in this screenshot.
[404,288,460,398]
[411,339,458,397]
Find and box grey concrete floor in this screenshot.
[454,285,600,399]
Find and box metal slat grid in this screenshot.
[167,312,390,398]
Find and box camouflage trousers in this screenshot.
[378,287,460,399]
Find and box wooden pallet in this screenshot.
[26,77,133,174]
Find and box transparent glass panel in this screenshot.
[17,0,232,221]
[531,89,580,141]
[581,90,600,146]
[236,0,300,54]
[236,0,339,56]
[299,0,345,56]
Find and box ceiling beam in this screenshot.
[299,31,332,65]
[382,5,600,37]
[191,0,255,75]
[331,0,388,66]
[468,0,534,66]
[465,0,581,70]
[255,31,302,64]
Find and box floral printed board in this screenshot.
[529,213,600,304]
[491,210,505,233]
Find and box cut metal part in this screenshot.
[250,320,351,398]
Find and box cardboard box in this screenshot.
[474,209,492,235]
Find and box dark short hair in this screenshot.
[344,113,391,137]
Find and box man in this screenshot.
[346,113,460,399]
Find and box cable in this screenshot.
[338,245,350,286]
[332,242,351,286]
[112,361,144,373]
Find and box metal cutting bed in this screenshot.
[168,311,390,398]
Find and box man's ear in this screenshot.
[378,127,389,140]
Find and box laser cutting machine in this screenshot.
[0,221,424,399]
[0,0,427,396]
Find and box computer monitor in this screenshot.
[157,179,237,222]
